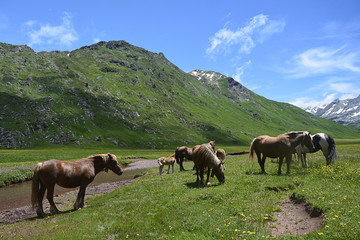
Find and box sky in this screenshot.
[1,0,360,109]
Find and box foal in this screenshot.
[158,154,176,175]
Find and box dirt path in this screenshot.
[0,159,158,225]
[268,197,323,237]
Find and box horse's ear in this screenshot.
[107,153,112,160]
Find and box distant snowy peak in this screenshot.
[189,69,251,102]
[189,70,227,83]
[307,95,360,126]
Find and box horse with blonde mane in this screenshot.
[31,153,123,218]
[158,153,176,175]
[175,140,215,171]
[249,131,314,175]
[192,143,225,186]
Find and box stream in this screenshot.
[0,159,158,212]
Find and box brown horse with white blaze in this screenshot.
[31,153,123,218]
[249,131,314,175]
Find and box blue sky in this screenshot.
[1,0,359,108]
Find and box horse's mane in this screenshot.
[197,144,221,167]
[88,153,114,165]
[281,131,309,137]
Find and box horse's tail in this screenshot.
[327,135,337,164]
[31,163,42,209]
[249,138,256,161]
[175,147,180,164]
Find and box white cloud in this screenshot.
[290,78,360,109]
[93,38,102,43]
[26,12,78,48]
[290,93,337,109]
[287,46,360,78]
[206,14,285,57]
[232,61,251,83]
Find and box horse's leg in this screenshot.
[286,155,292,174]
[179,157,185,171]
[199,167,205,186]
[167,165,170,174]
[195,166,200,183]
[259,155,267,174]
[256,152,263,173]
[206,168,211,185]
[303,153,308,167]
[74,184,88,210]
[278,157,284,175]
[46,184,60,214]
[37,182,46,218]
[159,165,163,175]
[171,163,174,173]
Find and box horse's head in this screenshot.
[105,153,123,175]
[302,132,315,152]
[214,161,225,184]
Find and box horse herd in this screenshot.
[31,131,336,218]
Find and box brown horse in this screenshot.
[158,153,176,175]
[31,153,123,218]
[215,148,226,162]
[192,143,225,186]
[175,146,193,171]
[249,131,314,175]
[175,140,215,171]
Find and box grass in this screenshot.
[0,146,174,187]
[0,143,359,239]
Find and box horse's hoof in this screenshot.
[37,211,46,218]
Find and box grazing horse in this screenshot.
[158,153,176,175]
[249,131,314,175]
[31,153,123,218]
[295,133,337,166]
[175,140,215,171]
[192,143,225,186]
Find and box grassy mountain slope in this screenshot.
[0,41,358,149]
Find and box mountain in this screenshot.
[0,41,359,149]
[306,95,360,128]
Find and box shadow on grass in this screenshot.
[26,209,74,222]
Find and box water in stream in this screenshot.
[0,168,140,211]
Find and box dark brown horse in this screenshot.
[175,140,215,171]
[31,153,123,218]
[192,143,225,186]
[249,131,314,175]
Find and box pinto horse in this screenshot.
[158,153,176,175]
[192,143,225,186]
[294,133,337,167]
[31,153,123,218]
[175,140,215,171]
[249,131,314,175]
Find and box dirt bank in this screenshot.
[0,159,158,225]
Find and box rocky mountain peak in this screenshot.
[306,94,360,127]
[189,70,251,102]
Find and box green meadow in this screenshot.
[0,142,360,239]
